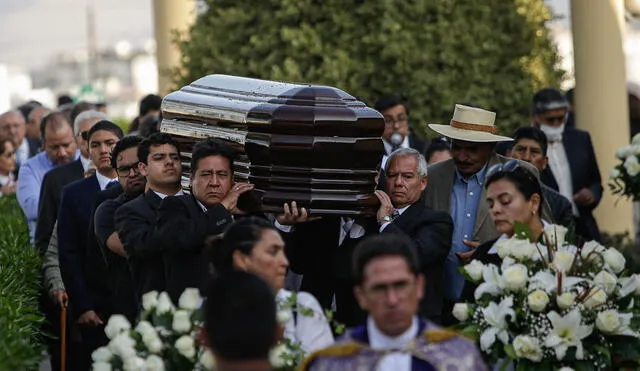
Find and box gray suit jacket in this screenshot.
[423,153,553,244]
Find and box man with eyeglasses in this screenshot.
[374,94,429,159]
[531,87,602,242]
[301,234,486,371]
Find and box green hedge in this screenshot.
[0,196,44,369]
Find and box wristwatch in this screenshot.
[377,215,393,225]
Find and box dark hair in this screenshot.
[191,139,236,174]
[111,136,143,169]
[210,217,278,274]
[532,88,568,114]
[39,111,72,140]
[69,101,96,124]
[17,101,42,121]
[373,94,410,116]
[512,126,548,156]
[137,132,180,165]
[57,94,74,107]
[0,137,12,156]
[87,120,124,143]
[352,234,421,285]
[139,94,162,117]
[138,112,161,138]
[425,137,450,163]
[485,160,544,214]
[205,271,276,361]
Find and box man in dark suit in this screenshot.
[115,133,184,303]
[374,94,429,156]
[57,121,122,368]
[156,139,255,303]
[531,88,602,242]
[374,148,453,323]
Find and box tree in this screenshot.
[175,0,564,137]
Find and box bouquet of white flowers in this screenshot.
[454,224,640,370]
[610,133,640,201]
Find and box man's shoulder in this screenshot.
[419,206,453,224]
[42,160,82,183]
[116,193,149,215]
[427,157,455,175]
[565,127,591,140]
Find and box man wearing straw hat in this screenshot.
[424,104,551,316]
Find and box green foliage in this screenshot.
[0,196,45,369]
[175,0,564,137]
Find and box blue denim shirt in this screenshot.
[444,164,488,301]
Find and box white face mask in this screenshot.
[539,123,565,141]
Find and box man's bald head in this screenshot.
[0,110,26,147]
[41,112,77,165]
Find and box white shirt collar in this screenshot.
[395,204,411,217]
[0,173,13,186]
[153,189,185,200]
[382,135,410,155]
[80,155,92,172]
[196,199,207,212]
[367,315,418,350]
[95,171,118,191]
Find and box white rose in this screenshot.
[123,356,145,371]
[584,289,608,309]
[494,238,512,259]
[91,346,113,362]
[142,290,159,312]
[553,251,575,273]
[632,133,640,146]
[559,368,575,371]
[501,256,517,272]
[104,314,131,340]
[527,290,550,312]
[276,310,292,324]
[596,310,622,334]
[156,292,175,314]
[172,310,192,333]
[619,274,640,297]
[175,335,196,359]
[502,264,528,291]
[609,167,621,180]
[603,247,626,274]
[543,225,569,247]
[617,145,632,160]
[135,320,155,337]
[594,271,618,295]
[464,260,484,281]
[581,241,605,262]
[624,155,640,177]
[509,239,537,261]
[92,362,112,371]
[144,355,166,371]
[556,292,576,310]
[178,288,202,310]
[269,344,289,368]
[513,335,543,362]
[199,349,216,370]
[142,332,163,354]
[452,303,470,322]
[108,332,136,359]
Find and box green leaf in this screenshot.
[503,343,517,359]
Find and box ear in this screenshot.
[138,162,148,177]
[353,285,368,311]
[420,175,427,192]
[415,274,425,301]
[542,156,549,170]
[232,249,249,271]
[530,193,541,214]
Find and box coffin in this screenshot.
[160,74,385,216]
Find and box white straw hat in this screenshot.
[428,104,513,143]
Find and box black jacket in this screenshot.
[541,184,574,229]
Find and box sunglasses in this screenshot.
[486,159,537,185]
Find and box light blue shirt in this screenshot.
[444,164,487,301]
[17,150,79,243]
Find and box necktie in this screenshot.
[106,180,119,189]
[392,209,400,220]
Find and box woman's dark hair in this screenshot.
[210,217,278,274]
[352,234,421,286]
[0,138,12,156]
[485,160,544,214]
[425,137,450,163]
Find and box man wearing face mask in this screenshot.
[531,88,602,242]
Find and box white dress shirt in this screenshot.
[95,171,118,191]
[368,315,419,371]
[80,155,92,173]
[547,141,579,216]
[15,139,29,166]
[153,189,185,199]
[379,204,411,232]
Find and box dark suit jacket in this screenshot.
[541,184,574,228]
[35,159,84,253]
[540,127,602,242]
[156,194,233,303]
[408,134,429,155]
[115,189,166,299]
[57,175,100,319]
[380,202,453,323]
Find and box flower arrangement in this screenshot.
[453,224,640,370]
[610,133,640,201]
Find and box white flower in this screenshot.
[123,356,145,371]
[276,310,292,324]
[557,292,576,310]
[619,274,640,297]
[559,368,575,371]
[609,167,621,180]
[92,362,112,371]
[513,335,543,362]
[529,270,584,293]
[172,310,192,333]
[603,247,626,274]
[595,310,639,337]
[142,290,159,311]
[632,133,640,146]
[553,250,575,273]
[199,349,216,370]
[269,344,291,368]
[91,346,112,362]
[135,320,155,337]
[452,303,470,322]
[593,270,617,295]
[581,241,605,262]
[175,335,196,359]
[543,225,569,247]
[494,238,512,259]
[104,314,131,340]
[508,238,538,261]
[156,292,175,314]
[617,145,633,160]
[464,260,484,281]
[178,288,202,310]
[624,155,640,176]
[144,355,166,371]
[480,296,515,352]
[474,264,503,300]
[108,332,136,359]
[502,264,528,291]
[501,256,516,271]
[142,332,163,354]
[584,288,608,309]
[544,309,593,360]
[527,290,550,312]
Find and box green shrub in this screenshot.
[0,196,44,369]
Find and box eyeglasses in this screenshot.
[539,114,566,125]
[383,115,408,126]
[116,162,140,177]
[486,159,537,185]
